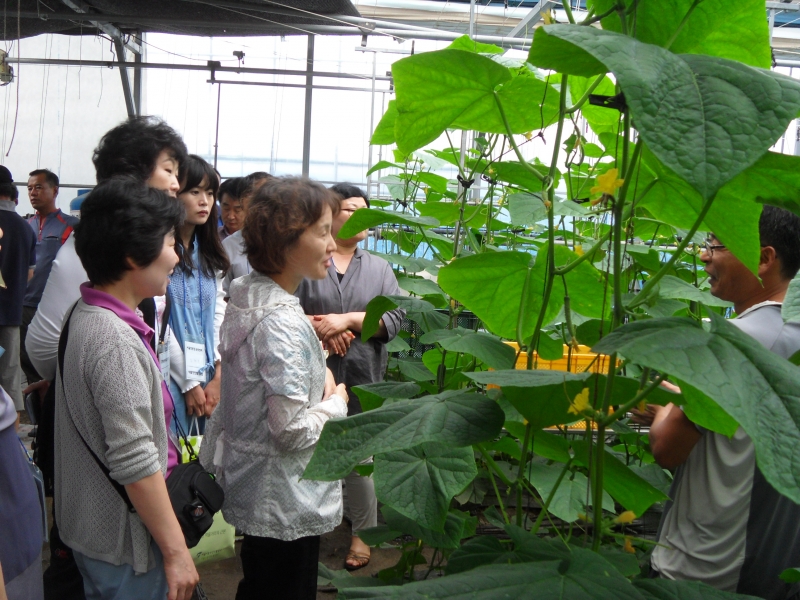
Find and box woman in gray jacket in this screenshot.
[218,177,348,600]
[56,180,198,600]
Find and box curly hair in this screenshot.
[243,177,339,275]
[75,178,184,286]
[92,116,188,183]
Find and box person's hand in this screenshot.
[313,314,352,341]
[335,382,348,403]
[203,375,221,417]
[22,379,49,402]
[630,404,661,426]
[324,368,337,399]
[184,385,206,417]
[324,330,355,357]
[660,380,682,394]
[162,546,199,600]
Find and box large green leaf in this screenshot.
[362,295,435,341]
[590,0,770,69]
[490,161,551,194]
[340,550,644,599]
[569,75,620,135]
[444,34,504,55]
[352,381,421,412]
[528,464,613,522]
[446,534,570,575]
[337,208,438,239]
[507,192,547,227]
[374,443,477,532]
[396,275,446,301]
[304,390,504,481]
[529,26,800,200]
[657,275,732,308]
[571,440,669,516]
[391,49,559,153]
[419,327,516,370]
[416,202,461,226]
[634,578,760,600]
[381,507,476,551]
[371,100,397,145]
[593,313,800,503]
[438,246,607,341]
[784,275,800,324]
[635,146,764,276]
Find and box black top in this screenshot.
[0,205,37,326]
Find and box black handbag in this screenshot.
[58,302,224,549]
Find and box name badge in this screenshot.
[185,340,206,382]
[158,342,170,382]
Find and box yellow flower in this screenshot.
[524,131,533,141]
[614,510,636,525]
[568,387,591,416]
[590,168,625,196]
[574,245,584,257]
[623,536,635,554]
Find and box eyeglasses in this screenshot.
[702,241,726,257]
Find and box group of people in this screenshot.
[0,115,403,600]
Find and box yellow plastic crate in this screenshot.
[497,343,617,430]
[504,342,612,374]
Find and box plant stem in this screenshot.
[555,177,656,276]
[665,0,703,50]
[486,462,511,524]
[530,459,573,534]
[516,423,533,527]
[601,373,667,426]
[493,92,545,182]
[591,353,616,552]
[516,262,535,349]
[561,0,576,24]
[566,74,604,114]
[627,191,716,309]
[477,443,514,487]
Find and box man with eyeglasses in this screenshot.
[634,205,800,599]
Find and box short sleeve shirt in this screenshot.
[24,208,78,307]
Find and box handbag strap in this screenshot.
[58,303,136,513]
[159,294,171,346]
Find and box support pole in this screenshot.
[132,36,142,116]
[365,51,377,201]
[301,34,315,177]
[214,83,222,169]
[113,38,136,118]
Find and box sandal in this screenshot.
[344,551,371,571]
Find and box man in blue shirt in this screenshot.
[21,169,77,384]
[0,166,36,417]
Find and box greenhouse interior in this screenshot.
[3,1,800,599]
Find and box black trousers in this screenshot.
[236,534,320,600]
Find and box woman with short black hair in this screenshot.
[56,178,198,600]
[218,176,348,600]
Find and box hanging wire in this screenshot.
[5,0,20,157]
[57,36,69,176]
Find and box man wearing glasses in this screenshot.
[635,205,800,599]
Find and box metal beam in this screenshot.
[10,57,392,82]
[207,78,390,93]
[58,0,141,54]
[11,12,532,49]
[508,0,553,38]
[301,35,314,178]
[132,48,142,116]
[112,38,136,118]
